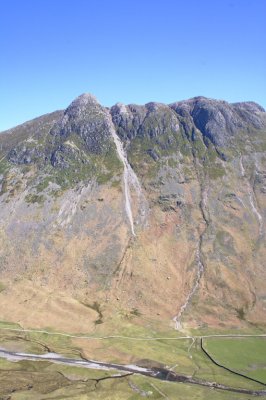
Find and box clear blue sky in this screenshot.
[1,0,265,131]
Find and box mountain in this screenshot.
[0,93,265,333]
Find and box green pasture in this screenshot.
[203,337,266,383]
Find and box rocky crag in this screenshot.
[0,94,265,332]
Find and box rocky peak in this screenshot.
[144,102,169,112]
[111,102,130,115]
[50,93,112,157]
[64,93,100,119]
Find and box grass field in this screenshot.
[203,337,266,383]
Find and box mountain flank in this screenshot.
[0,94,265,332]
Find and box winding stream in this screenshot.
[1,348,265,396]
[0,348,154,374]
[173,178,208,330]
[173,247,204,330]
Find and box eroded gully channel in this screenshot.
[173,148,209,330]
[107,114,146,237]
[0,348,266,396]
[239,155,263,237]
[174,152,264,330]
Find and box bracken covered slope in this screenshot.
[0,94,265,332]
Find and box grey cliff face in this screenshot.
[111,102,180,140]
[170,97,265,147]
[110,103,147,140]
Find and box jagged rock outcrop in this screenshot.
[8,144,43,164]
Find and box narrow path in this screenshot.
[0,327,265,341]
[149,382,170,399]
[187,336,196,359]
